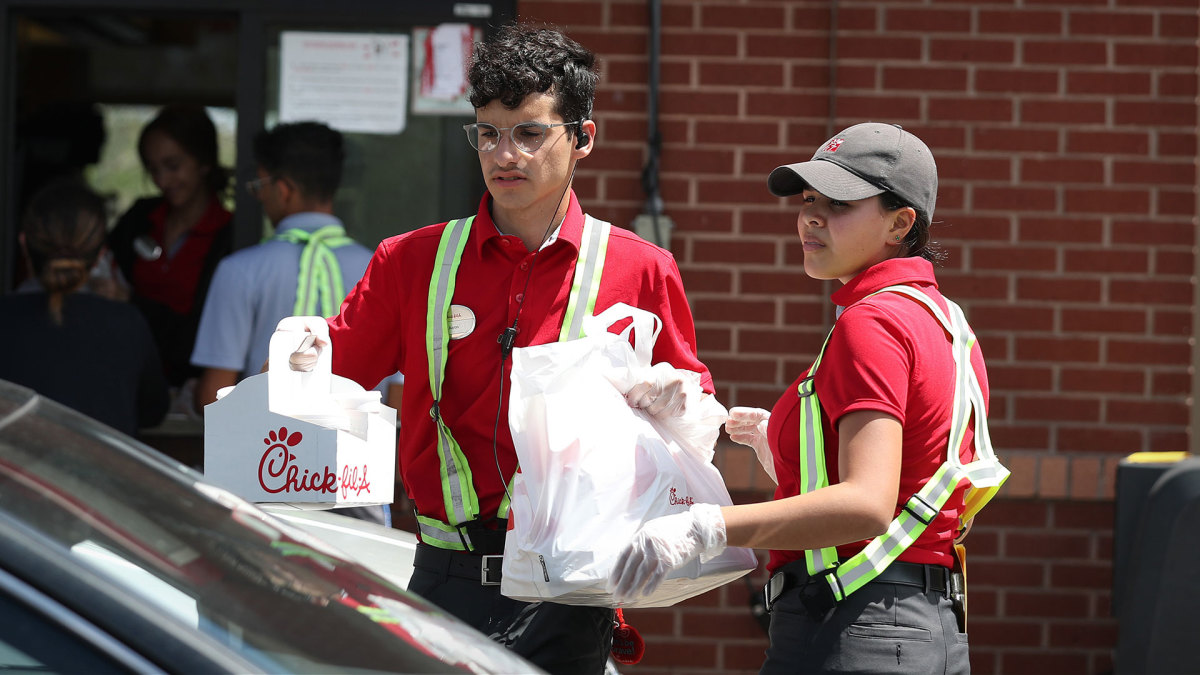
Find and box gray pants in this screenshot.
[761,566,969,674]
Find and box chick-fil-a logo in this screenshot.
[669,487,694,506]
[257,426,371,497]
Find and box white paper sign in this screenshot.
[280,31,410,134]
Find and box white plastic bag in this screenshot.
[502,303,757,608]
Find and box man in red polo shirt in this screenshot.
[279,23,712,674]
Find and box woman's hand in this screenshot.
[726,407,776,484]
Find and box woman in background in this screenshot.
[109,103,232,389]
[1,178,169,436]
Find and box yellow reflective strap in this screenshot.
[797,328,839,575]
[426,218,479,528]
[559,216,610,341]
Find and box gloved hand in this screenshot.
[725,407,776,484]
[275,316,329,372]
[608,503,727,603]
[624,362,693,419]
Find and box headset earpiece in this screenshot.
[575,131,589,149]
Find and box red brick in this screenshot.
[699,61,785,88]
[1158,190,1197,216]
[746,34,829,60]
[837,95,922,120]
[1014,336,1101,363]
[992,424,1051,450]
[1058,426,1145,453]
[670,208,735,234]
[1063,249,1149,274]
[1064,188,1150,215]
[695,326,732,352]
[520,1,604,26]
[1158,131,1198,157]
[1068,11,1154,36]
[974,127,1060,153]
[973,246,1056,272]
[660,148,737,175]
[830,64,877,89]
[637,640,719,668]
[693,299,775,324]
[982,500,1051,527]
[1006,533,1095,561]
[707,357,778,386]
[976,68,1060,94]
[1067,70,1152,96]
[979,9,1062,34]
[929,97,1014,122]
[975,186,1056,212]
[747,92,829,119]
[587,145,645,172]
[571,30,645,57]
[930,38,1017,63]
[1021,157,1104,183]
[660,31,737,57]
[1002,652,1091,675]
[1108,279,1192,305]
[933,273,1010,300]
[938,215,1012,241]
[883,66,968,91]
[1021,99,1106,124]
[682,609,773,639]
[1152,309,1193,337]
[1054,501,1115,529]
[1115,100,1196,127]
[1112,219,1193,245]
[1109,339,1193,366]
[612,2,695,28]
[886,7,971,32]
[1016,396,1101,423]
[1115,42,1198,67]
[839,35,923,61]
[985,364,1054,390]
[971,560,1045,587]
[1023,40,1108,66]
[1049,621,1120,649]
[1106,398,1190,426]
[1159,71,1199,97]
[1160,11,1199,39]
[741,271,809,295]
[783,300,829,326]
[1066,129,1149,155]
[1061,308,1148,334]
[971,620,1044,647]
[699,5,786,30]
[740,328,826,355]
[696,120,781,147]
[1113,160,1196,186]
[596,88,647,114]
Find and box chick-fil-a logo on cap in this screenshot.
[823,138,844,153]
[257,426,372,497]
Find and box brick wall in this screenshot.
[516,1,1199,673]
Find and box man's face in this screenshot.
[474,92,585,225]
[251,167,285,225]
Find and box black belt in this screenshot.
[414,543,503,586]
[764,560,952,618]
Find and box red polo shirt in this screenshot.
[766,257,989,573]
[329,191,713,533]
[131,197,232,315]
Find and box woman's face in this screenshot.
[796,189,906,284]
[141,130,210,211]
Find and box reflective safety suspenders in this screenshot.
[797,285,1009,602]
[273,225,356,317]
[419,215,612,551]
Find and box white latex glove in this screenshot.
[608,503,727,603]
[725,407,776,484]
[275,316,329,372]
[624,362,692,419]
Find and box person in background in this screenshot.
[276,22,712,674]
[190,120,395,527]
[609,123,1006,674]
[0,178,168,436]
[109,103,233,391]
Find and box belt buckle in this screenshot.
[481,555,502,586]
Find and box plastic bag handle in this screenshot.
[584,303,662,367]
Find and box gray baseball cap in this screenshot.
[767,122,938,224]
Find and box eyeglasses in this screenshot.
[245,175,276,196]
[462,121,581,154]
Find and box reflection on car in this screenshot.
[0,378,542,673]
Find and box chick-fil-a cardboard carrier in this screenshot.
[204,323,395,508]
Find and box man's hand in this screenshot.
[624,362,692,419]
[274,316,329,372]
[608,503,727,603]
[725,407,776,484]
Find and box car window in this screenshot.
[0,382,537,674]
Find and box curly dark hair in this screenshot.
[880,191,946,265]
[253,121,344,203]
[467,22,599,142]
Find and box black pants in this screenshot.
[761,560,969,674]
[408,558,614,675]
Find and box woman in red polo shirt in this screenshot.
[110,104,233,388]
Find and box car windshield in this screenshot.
[0,381,534,674]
